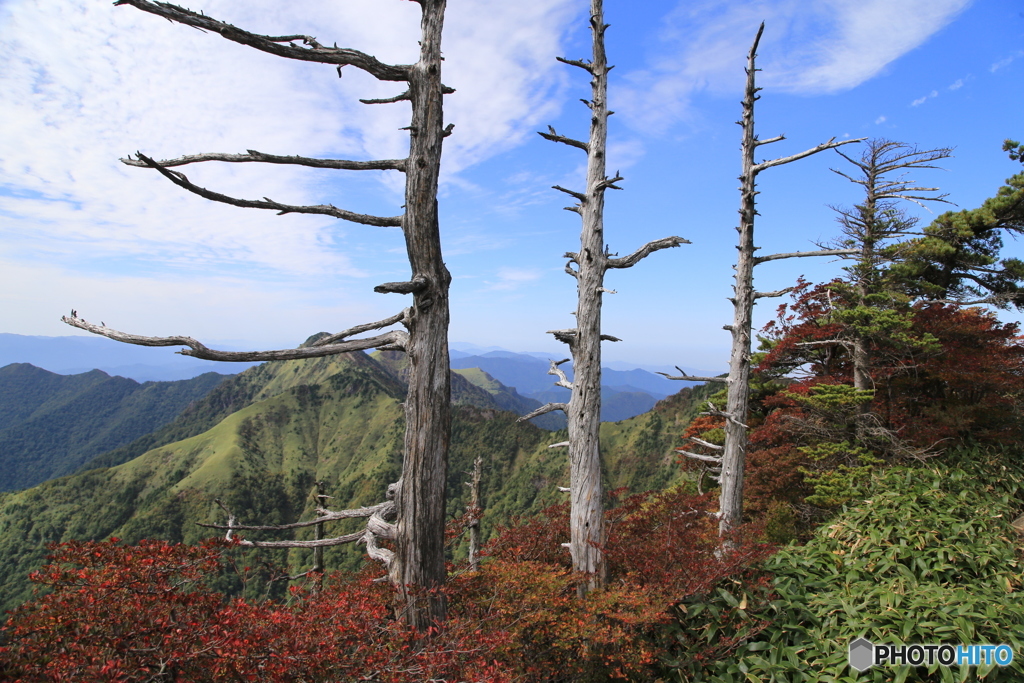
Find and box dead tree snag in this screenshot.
[673,24,863,541]
[529,0,688,594]
[64,0,452,630]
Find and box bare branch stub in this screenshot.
[657,366,729,383]
[754,287,794,299]
[517,402,569,422]
[547,358,574,389]
[538,126,590,154]
[373,276,429,295]
[687,436,724,451]
[676,449,724,465]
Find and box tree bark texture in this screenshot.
[567,0,612,594]
[718,26,761,538]
[390,0,451,630]
[539,0,687,593]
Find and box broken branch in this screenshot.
[61,314,408,360]
[607,236,690,269]
[131,153,402,227]
[114,0,411,81]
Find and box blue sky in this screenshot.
[1,0,1022,371]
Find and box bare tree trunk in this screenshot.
[533,0,687,594]
[71,0,453,631]
[467,455,482,572]
[565,0,612,594]
[714,24,863,539]
[391,0,451,630]
[718,59,759,537]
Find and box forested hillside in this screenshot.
[0,349,714,613]
[0,364,227,492]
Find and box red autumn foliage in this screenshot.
[0,538,507,683]
[758,283,1024,451]
[2,490,773,683]
[731,282,1024,517]
[474,488,773,681]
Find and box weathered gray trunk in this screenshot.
[392,0,451,630]
[531,0,686,590]
[567,0,612,592]
[467,455,482,572]
[718,52,759,537]
[714,25,863,539]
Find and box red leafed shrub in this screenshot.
[2,491,772,683]
[472,488,774,681]
[0,538,508,683]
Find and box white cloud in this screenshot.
[911,89,939,106]
[948,78,964,90]
[991,51,1023,72]
[874,115,887,124]
[616,0,972,134]
[485,267,544,291]
[0,0,576,281]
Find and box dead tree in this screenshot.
[465,455,482,572]
[521,0,688,593]
[671,24,863,539]
[63,0,452,630]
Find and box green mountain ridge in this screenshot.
[0,349,714,613]
[0,364,228,492]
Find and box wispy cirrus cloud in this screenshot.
[616,0,973,134]
[991,51,1024,72]
[485,267,544,291]
[911,89,939,106]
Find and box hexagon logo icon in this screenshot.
[849,637,875,672]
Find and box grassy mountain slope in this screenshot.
[0,351,716,613]
[0,364,227,492]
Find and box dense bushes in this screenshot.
[669,449,1024,682]
[1,488,772,682]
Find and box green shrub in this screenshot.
[668,448,1024,682]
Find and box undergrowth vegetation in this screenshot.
[671,448,1024,683]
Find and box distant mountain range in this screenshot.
[0,348,718,612]
[0,334,723,426]
[0,333,260,382]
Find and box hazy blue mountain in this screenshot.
[0,364,228,491]
[447,349,719,421]
[0,333,260,382]
[524,385,661,423]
